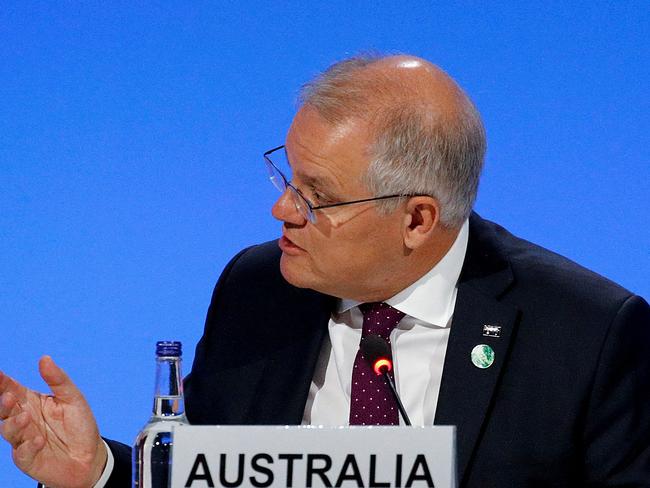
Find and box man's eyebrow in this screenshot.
[294,171,337,192]
[297,172,345,201]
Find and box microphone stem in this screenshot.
[382,372,412,426]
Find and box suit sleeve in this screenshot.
[583,295,650,486]
[102,439,132,487]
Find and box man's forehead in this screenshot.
[286,108,371,162]
[287,108,368,145]
[282,143,341,190]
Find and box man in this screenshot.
[1,54,649,487]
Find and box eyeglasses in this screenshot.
[264,144,424,223]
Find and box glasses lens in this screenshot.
[265,146,316,223]
[265,159,286,193]
[287,185,315,223]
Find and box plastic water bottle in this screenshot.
[133,341,188,487]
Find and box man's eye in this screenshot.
[311,187,331,205]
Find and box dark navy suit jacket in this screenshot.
[106,214,650,487]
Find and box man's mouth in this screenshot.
[279,235,305,255]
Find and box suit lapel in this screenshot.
[243,287,333,425]
[434,214,519,486]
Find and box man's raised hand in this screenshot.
[0,356,107,488]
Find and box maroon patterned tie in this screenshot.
[349,302,405,425]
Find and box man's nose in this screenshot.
[271,189,307,225]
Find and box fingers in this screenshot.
[0,410,31,447]
[12,434,46,471]
[0,372,27,418]
[0,370,13,392]
[38,356,84,404]
[0,390,20,421]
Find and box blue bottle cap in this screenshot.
[156,341,182,357]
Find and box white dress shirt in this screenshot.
[302,219,468,427]
[93,220,468,486]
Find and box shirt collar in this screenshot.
[336,219,469,328]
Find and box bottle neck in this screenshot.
[152,355,186,420]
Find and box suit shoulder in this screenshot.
[213,239,329,305]
[218,240,283,285]
[471,215,636,312]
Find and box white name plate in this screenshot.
[172,425,456,488]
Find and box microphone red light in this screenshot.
[373,358,392,375]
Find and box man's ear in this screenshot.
[403,197,440,249]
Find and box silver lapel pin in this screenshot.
[482,324,502,337]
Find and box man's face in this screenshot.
[272,106,406,301]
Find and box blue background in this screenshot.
[1,2,648,485]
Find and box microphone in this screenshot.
[361,334,412,426]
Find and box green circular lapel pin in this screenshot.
[471,344,495,369]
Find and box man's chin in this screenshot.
[279,254,308,287]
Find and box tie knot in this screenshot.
[360,302,405,340]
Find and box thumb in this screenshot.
[38,356,84,404]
